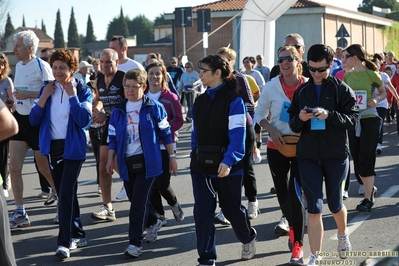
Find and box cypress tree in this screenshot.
[4,13,14,39]
[54,9,65,48]
[85,15,96,42]
[22,15,25,27]
[41,19,46,33]
[67,7,80,48]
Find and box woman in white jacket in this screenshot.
[255,45,307,265]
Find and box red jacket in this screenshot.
[158,89,184,143]
[389,73,399,104]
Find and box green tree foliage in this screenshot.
[106,7,129,40]
[358,0,399,14]
[22,15,25,27]
[54,9,65,48]
[128,14,154,45]
[154,13,170,26]
[381,23,399,54]
[4,12,14,39]
[41,19,46,33]
[85,15,96,42]
[67,7,80,48]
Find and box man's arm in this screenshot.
[0,100,18,141]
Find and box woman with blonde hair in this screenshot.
[255,45,307,265]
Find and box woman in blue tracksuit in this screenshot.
[29,49,92,259]
[105,69,177,258]
[190,54,257,266]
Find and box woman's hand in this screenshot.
[169,157,178,176]
[268,126,284,147]
[105,160,114,175]
[367,98,378,108]
[64,80,77,97]
[299,106,315,121]
[217,163,231,178]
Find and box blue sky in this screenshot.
[5,0,361,41]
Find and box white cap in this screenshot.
[79,61,92,68]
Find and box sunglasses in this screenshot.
[344,54,354,59]
[277,56,295,64]
[308,65,330,73]
[40,57,49,61]
[256,57,262,60]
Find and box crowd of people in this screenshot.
[1,28,398,266]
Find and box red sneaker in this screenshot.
[289,241,304,265]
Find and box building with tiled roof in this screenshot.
[164,0,394,69]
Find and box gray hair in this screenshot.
[14,30,39,55]
[284,33,305,46]
[101,48,118,61]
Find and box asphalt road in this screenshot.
[7,122,399,266]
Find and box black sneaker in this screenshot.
[356,198,374,212]
[270,187,277,194]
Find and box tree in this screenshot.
[67,7,80,48]
[85,15,96,42]
[22,15,25,27]
[154,13,170,26]
[41,19,46,33]
[4,12,14,39]
[54,9,65,48]
[128,14,154,45]
[106,7,129,40]
[358,0,399,14]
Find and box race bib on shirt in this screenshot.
[14,85,31,108]
[279,101,290,123]
[355,90,367,110]
[311,117,326,130]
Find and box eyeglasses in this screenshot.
[40,57,49,61]
[199,68,212,74]
[344,54,354,59]
[124,84,142,90]
[308,65,330,73]
[277,56,295,64]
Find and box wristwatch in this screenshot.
[169,153,176,158]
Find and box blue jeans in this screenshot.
[48,157,85,248]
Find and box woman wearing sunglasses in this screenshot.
[288,44,358,265]
[343,44,386,212]
[255,45,307,265]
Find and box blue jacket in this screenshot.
[108,96,173,181]
[29,79,92,160]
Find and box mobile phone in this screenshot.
[305,107,313,113]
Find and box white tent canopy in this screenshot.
[239,0,297,69]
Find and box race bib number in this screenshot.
[279,101,290,123]
[355,90,367,109]
[14,85,30,106]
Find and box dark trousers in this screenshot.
[267,148,304,244]
[243,125,257,202]
[89,127,104,184]
[48,156,85,248]
[376,107,387,144]
[35,155,50,193]
[0,188,16,266]
[184,91,195,118]
[124,171,158,247]
[0,139,9,188]
[191,170,256,265]
[150,150,177,215]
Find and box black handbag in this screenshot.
[196,145,226,168]
[124,154,146,174]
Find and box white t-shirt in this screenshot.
[146,91,161,101]
[118,58,144,73]
[14,57,53,115]
[50,81,73,139]
[125,100,143,157]
[376,72,389,109]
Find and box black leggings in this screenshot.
[267,148,304,244]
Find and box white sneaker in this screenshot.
[96,185,102,194]
[376,143,382,154]
[116,185,127,200]
[337,234,351,259]
[253,148,261,164]
[274,216,289,235]
[155,213,167,225]
[55,246,70,259]
[124,244,142,257]
[214,211,231,226]
[3,189,8,198]
[146,219,162,243]
[70,238,87,250]
[247,200,259,219]
[170,202,185,222]
[308,252,321,265]
[343,190,349,200]
[358,185,365,195]
[91,205,116,221]
[241,228,256,260]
